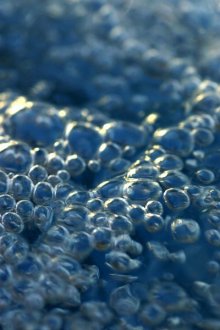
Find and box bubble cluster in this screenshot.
[0,0,220,328]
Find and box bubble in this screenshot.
[154,127,194,157]
[0,194,16,213]
[145,200,163,215]
[114,235,143,256]
[109,158,130,174]
[207,210,220,228]
[97,178,123,198]
[171,218,200,243]
[4,102,64,147]
[92,227,112,251]
[127,164,159,180]
[46,153,64,174]
[0,170,9,194]
[66,123,103,159]
[34,205,53,232]
[86,198,103,212]
[139,303,166,326]
[103,121,147,147]
[159,170,189,189]
[60,205,88,232]
[0,142,32,173]
[98,142,122,164]
[16,254,42,278]
[144,213,164,233]
[88,159,101,173]
[44,225,69,246]
[81,301,113,325]
[11,174,33,200]
[147,145,166,161]
[47,174,62,187]
[105,197,129,214]
[2,212,24,233]
[207,261,220,274]
[124,180,162,204]
[147,241,170,261]
[163,188,190,211]
[111,215,133,234]
[65,154,86,176]
[149,282,188,311]
[33,148,48,166]
[205,229,220,247]
[196,169,215,184]
[106,251,141,272]
[57,169,70,182]
[128,204,146,224]
[68,232,93,260]
[110,285,140,316]
[16,200,34,221]
[192,128,214,147]
[32,182,53,205]
[28,165,48,183]
[54,183,73,200]
[154,154,184,171]
[66,191,91,206]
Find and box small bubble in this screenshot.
[144,213,164,233]
[145,200,163,215]
[196,169,215,184]
[163,188,190,211]
[11,174,33,200]
[205,229,220,247]
[110,285,140,316]
[2,212,24,234]
[28,165,48,183]
[124,179,162,204]
[32,182,53,205]
[171,218,200,243]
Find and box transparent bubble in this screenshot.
[66,123,103,159]
[159,170,189,189]
[111,215,133,234]
[196,169,215,184]
[139,303,166,326]
[65,154,86,176]
[81,301,113,324]
[163,188,190,211]
[147,145,166,161]
[192,128,214,147]
[205,229,220,247]
[147,241,170,261]
[0,194,16,213]
[105,197,129,214]
[4,102,64,147]
[149,282,188,311]
[46,153,64,174]
[16,254,42,278]
[60,205,88,232]
[106,251,141,272]
[0,170,9,194]
[0,264,12,285]
[92,227,112,251]
[33,148,48,166]
[124,179,162,204]
[207,210,220,228]
[44,225,69,246]
[34,205,53,232]
[4,237,29,264]
[11,174,33,200]
[171,218,200,243]
[32,182,53,205]
[47,174,62,187]
[109,158,130,174]
[127,164,159,180]
[16,200,34,220]
[68,232,93,261]
[207,260,220,274]
[28,165,48,183]
[66,191,91,206]
[86,198,103,212]
[128,204,146,225]
[2,212,24,233]
[104,121,147,147]
[0,142,33,173]
[57,169,70,182]
[98,142,122,163]
[154,154,184,171]
[114,235,143,256]
[88,159,101,173]
[97,178,123,199]
[144,213,164,233]
[145,200,163,215]
[110,285,140,316]
[54,183,73,200]
[154,127,194,157]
